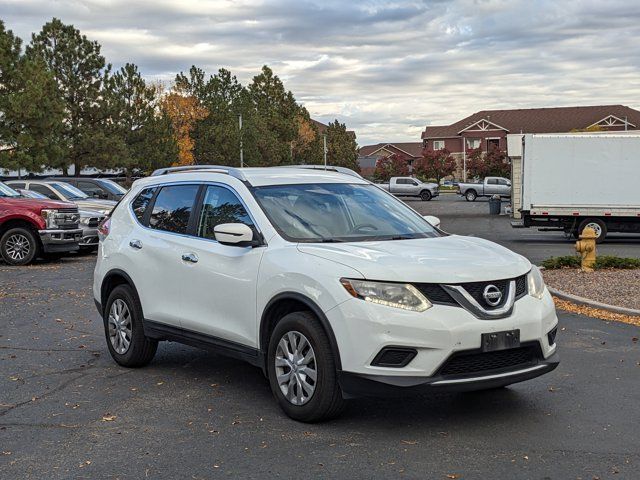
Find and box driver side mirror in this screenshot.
[214,223,259,247]
[423,215,441,228]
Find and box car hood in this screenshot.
[297,235,531,283]
[1,196,75,211]
[73,199,116,212]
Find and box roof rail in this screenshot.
[150,165,246,181]
[276,164,363,179]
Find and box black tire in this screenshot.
[0,227,39,266]
[578,218,607,244]
[420,190,432,201]
[267,311,346,422]
[103,284,157,367]
[465,190,477,202]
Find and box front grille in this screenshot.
[437,345,539,377]
[414,274,527,308]
[56,208,78,213]
[371,347,417,368]
[413,284,456,305]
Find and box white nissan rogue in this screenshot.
[93,166,559,422]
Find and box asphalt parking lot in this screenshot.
[1,195,639,479]
[410,193,640,264]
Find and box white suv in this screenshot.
[93,166,559,422]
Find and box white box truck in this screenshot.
[509,133,640,243]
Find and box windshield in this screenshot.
[98,179,127,195]
[253,183,440,242]
[0,182,20,197]
[51,182,88,200]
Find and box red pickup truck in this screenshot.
[0,182,83,265]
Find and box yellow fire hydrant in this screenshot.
[575,227,597,272]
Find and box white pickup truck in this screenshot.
[379,177,439,201]
[458,177,512,202]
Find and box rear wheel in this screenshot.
[578,218,607,244]
[103,284,157,367]
[267,311,346,422]
[465,190,477,202]
[0,227,39,266]
[420,190,432,201]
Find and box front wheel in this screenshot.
[0,227,39,266]
[420,190,432,201]
[267,311,346,422]
[465,190,477,202]
[578,218,607,244]
[103,284,157,367]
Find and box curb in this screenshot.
[548,286,640,317]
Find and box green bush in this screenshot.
[541,256,581,269]
[542,255,640,270]
[594,255,640,269]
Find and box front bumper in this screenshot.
[339,351,559,397]
[38,228,82,253]
[326,288,559,386]
[79,226,99,248]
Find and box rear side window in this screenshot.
[149,185,199,234]
[487,178,498,185]
[197,185,253,240]
[29,184,59,200]
[131,187,157,223]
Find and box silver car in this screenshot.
[7,180,116,215]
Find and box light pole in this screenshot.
[323,134,327,169]
[239,114,244,168]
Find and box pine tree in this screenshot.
[27,18,119,175]
[326,120,359,171]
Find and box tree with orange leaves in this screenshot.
[160,86,208,166]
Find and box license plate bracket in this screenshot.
[482,329,520,352]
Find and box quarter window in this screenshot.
[29,184,59,200]
[131,187,158,223]
[149,185,199,234]
[197,185,253,240]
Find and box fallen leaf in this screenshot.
[446,474,460,479]
[101,414,117,422]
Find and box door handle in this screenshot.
[181,253,198,263]
[129,239,142,250]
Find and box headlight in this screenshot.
[41,209,59,229]
[340,278,432,312]
[80,217,91,226]
[527,265,546,299]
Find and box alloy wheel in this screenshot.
[5,233,31,261]
[275,331,317,405]
[584,222,602,238]
[108,299,132,354]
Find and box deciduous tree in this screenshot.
[414,148,457,183]
[373,153,409,182]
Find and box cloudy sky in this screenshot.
[2,0,640,145]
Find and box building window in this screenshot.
[466,138,481,149]
[433,140,445,150]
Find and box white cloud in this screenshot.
[2,0,640,144]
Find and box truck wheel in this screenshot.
[103,284,158,367]
[465,190,477,202]
[420,190,432,201]
[267,311,346,422]
[0,227,39,266]
[578,218,607,244]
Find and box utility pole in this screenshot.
[625,116,628,131]
[323,134,327,169]
[239,114,244,167]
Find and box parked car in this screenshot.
[16,189,105,251]
[94,165,559,422]
[379,176,439,201]
[0,182,82,265]
[458,177,511,202]
[6,180,116,215]
[51,177,128,201]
